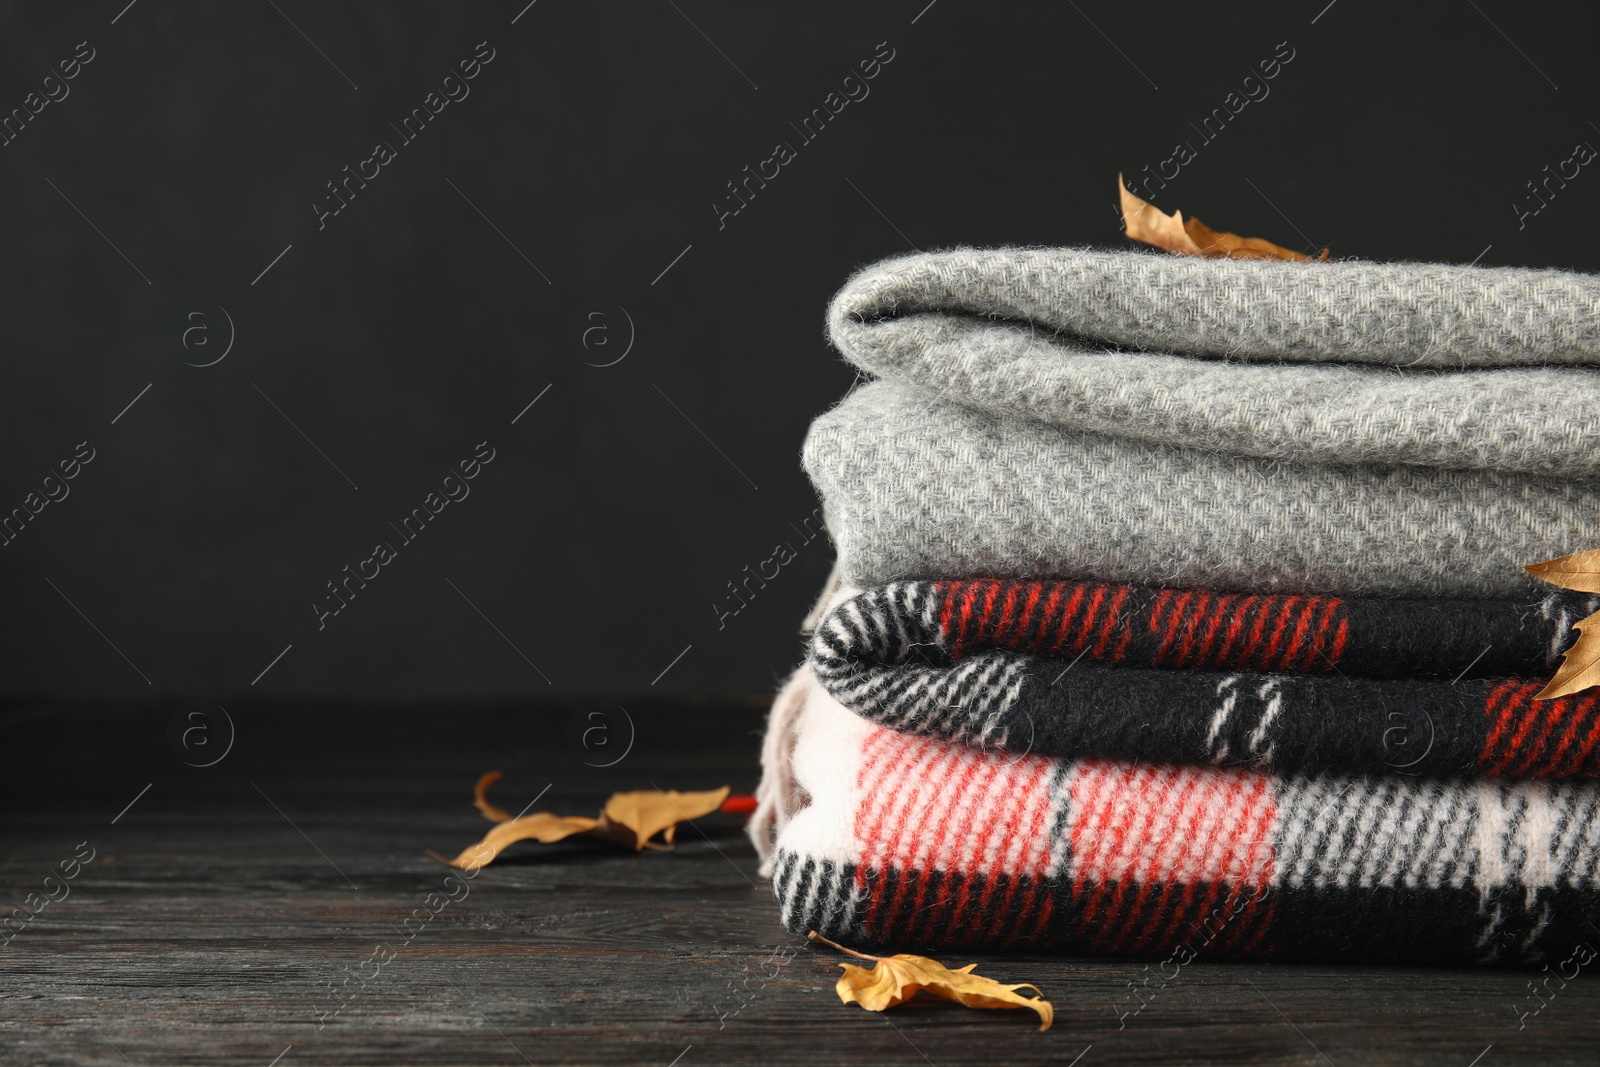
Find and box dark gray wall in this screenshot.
[0,0,1596,699]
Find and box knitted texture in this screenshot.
[827,248,1600,477]
[811,582,1600,780]
[822,578,1598,679]
[772,669,1600,965]
[805,381,1600,597]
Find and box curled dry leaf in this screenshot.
[473,771,514,822]
[452,812,601,870]
[1118,174,1327,262]
[808,932,1053,1031]
[448,775,731,868]
[1526,549,1600,596]
[587,787,732,851]
[1527,549,1600,700]
[1534,610,1600,701]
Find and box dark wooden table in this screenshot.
[2,698,1597,1066]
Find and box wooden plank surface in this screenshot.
[2,698,1598,1066]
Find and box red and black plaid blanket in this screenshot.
[770,671,1600,966]
[810,581,1600,780]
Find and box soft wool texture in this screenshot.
[827,248,1600,477]
[769,668,1600,965]
[822,577,1596,680]
[806,381,1600,597]
[811,582,1600,781]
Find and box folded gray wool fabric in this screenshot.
[825,248,1600,478]
[805,380,1600,597]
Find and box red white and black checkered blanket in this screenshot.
[810,580,1600,780]
[767,668,1600,966]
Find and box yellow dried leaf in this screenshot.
[1118,174,1325,262]
[1119,174,1202,255]
[590,787,731,852]
[450,812,599,868]
[809,932,1053,1031]
[1536,607,1600,700]
[473,771,514,822]
[1526,549,1600,595]
[448,780,732,867]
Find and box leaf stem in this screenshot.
[808,930,883,961]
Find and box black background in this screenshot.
[1,0,1596,702]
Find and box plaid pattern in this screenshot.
[829,578,1594,678]
[811,582,1600,780]
[771,674,1600,965]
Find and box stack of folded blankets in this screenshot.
[751,247,1600,966]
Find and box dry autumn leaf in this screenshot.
[473,771,514,822]
[1118,174,1327,262]
[1535,611,1600,701]
[1526,549,1600,700]
[1527,549,1600,596]
[448,777,731,868]
[809,932,1053,1031]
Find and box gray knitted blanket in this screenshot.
[808,248,1600,596]
[827,248,1600,477]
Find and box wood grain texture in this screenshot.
[2,698,1599,1065]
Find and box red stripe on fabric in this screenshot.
[944,757,1006,934]
[935,581,958,654]
[1488,683,1544,776]
[1073,882,1107,948]
[852,727,905,931]
[1026,583,1065,653]
[897,747,981,936]
[1233,774,1277,888]
[1092,586,1133,659]
[975,580,1001,643]
[1147,880,1202,955]
[857,729,935,929]
[1506,694,1568,779]
[880,740,958,873]
[1299,599,1344,672]
[882,743,967,934]
[1286,598,1330,673]
[991,584,1023,647]
[1190,593,1233,668]
[1094,764,1158,884]
[1048,584,1089,654]
[1026,888,1056,949]
[987,876,1026,944]
[1154,591,1194,666]
[1327,615,1350,669]
[855,731,907,931]
[1174,590,1213,668]
[1239,596,1276,666]
[998,879,1034,948]
[1215,886,1259,954]
[1236,895,1277,958]
[1106,882,1167,953]
[951,582,980,659]
[876,748,947,940]
[1148,590,1175,662]
[1005,584,1044,652]
[1542,694,1599,779]
[1139,765,1209,885]
[1554,695,1600,779]
[1085,881,1134,952]
[1256,596,1303,670]
[1074,585,1110,657]
[1167,882,1223,955]
[1111,595,1136,662]
[1275,600,1320,672]
[1478,680,1522,771]
[970,850,1013,937]
[1215,595,1259,666]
